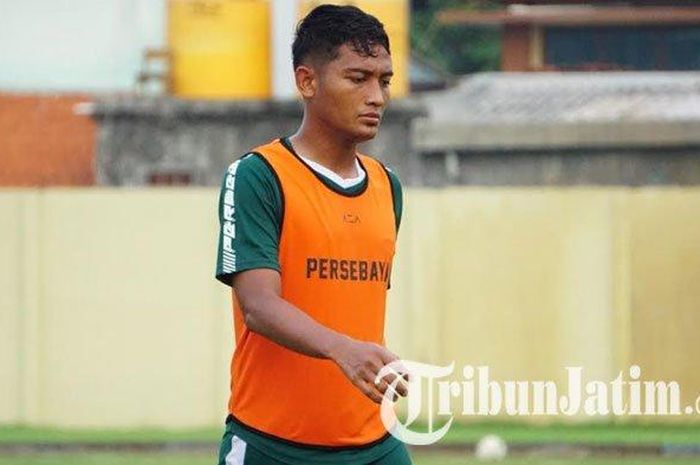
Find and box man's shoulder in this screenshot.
[383,165,402,189]
[223,151,275,183]
[359,154,402,190]
[247,137,286,158]
[218,152,284,212]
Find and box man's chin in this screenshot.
[353,126,380,143]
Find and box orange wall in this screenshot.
[0,93,96,186]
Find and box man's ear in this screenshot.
[294,64,317,99]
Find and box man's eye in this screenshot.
[381,80,391,87]
[350,76,366,83]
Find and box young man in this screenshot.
[214,5,411,464]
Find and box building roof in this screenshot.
[413,72,700,150]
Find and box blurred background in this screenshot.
[1,1,700,464]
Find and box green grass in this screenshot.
[0,454,213,465]
[1,453,700,465]
[1,422,699,445]
[0,426,221,444]
[1,423,699,465]
[416,459,700,465]
[439,422,700,445]
[0,454,208,465]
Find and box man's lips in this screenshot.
[359,112,381,122]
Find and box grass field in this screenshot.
[1,423,699,465]
[2,422,699,445]
[1,453,700,465]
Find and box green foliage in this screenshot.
[411,0,501,74]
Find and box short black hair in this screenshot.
[292,4,390,70]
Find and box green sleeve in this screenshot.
[215,153,283,287]
[386,168,403,232]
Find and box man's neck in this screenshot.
[289,119,359,179]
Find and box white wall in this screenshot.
[0,0,165,92]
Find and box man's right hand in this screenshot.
[328,336,409,404]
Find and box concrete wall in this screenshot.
[421,148,700,187]
[91,98,426,186]
[90,97,700,189]
[0,189,231,427]
[2,187,700,427]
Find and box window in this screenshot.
[545,26,700,71]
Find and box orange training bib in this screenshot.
[227,138,397,447]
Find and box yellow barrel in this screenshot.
[298,0,410,98]
[168,0,270,99]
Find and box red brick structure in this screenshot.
[0,93,96,186]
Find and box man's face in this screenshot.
[308,43,393,143]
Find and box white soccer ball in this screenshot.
[474,434,508,461]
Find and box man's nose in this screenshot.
[366,79,386,108]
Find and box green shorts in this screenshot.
[217,415,412,465]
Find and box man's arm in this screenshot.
[233,268,407,404]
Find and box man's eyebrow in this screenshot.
[345,67,394,77]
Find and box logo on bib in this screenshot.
[343,213,361,224]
